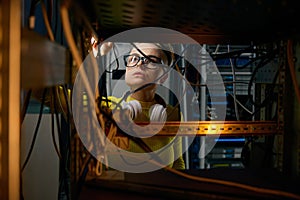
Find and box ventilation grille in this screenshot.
[89,0,300,38]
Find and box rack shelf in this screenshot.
[132,121,279,136]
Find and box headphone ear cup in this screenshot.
[149,104,167,122]
[121,100,142,119]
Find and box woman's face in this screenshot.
[125,43,167,91]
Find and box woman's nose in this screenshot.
[135,60,146,68]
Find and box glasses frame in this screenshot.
[123,54,164,69]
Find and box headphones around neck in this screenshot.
[121,95,167,122]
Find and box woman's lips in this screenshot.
[132,72,145,77]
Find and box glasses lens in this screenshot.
[125,55,139,67]
[124,55,163,68]
[147,56,161,64]
[145,56,163,69]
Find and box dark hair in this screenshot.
[154,43,174,66]
[131,43,174,66]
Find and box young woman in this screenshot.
[98,42,185,170]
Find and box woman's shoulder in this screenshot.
[166,104,181,121]
[108,96,122,102]
[154,93,181,121]
[100,95,123,108]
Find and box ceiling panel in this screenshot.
[77,0,300,43]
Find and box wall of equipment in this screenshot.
[1,0,300,199]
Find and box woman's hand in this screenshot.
[100,42,113,56]
[92,41,113,57]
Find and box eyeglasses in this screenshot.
[123,54,164,69]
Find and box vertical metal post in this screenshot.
[295,43,300,176]
[0,0,21,199]
[199,45,207,169]
[181,44,190,169]
[275,42,286,172]
[282,40,300,176]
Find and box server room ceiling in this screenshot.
[78,0,300,43]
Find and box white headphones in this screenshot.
[121,100,167,122]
